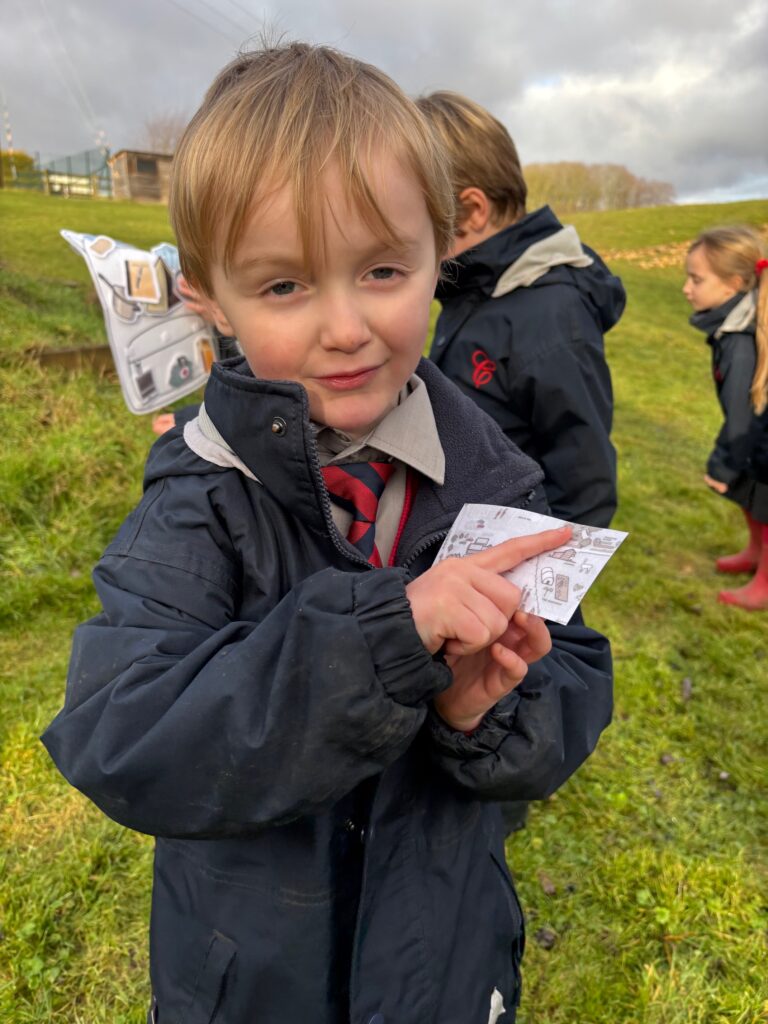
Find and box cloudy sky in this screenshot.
[1,0,766,203]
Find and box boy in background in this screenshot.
[418,91,626,530]
[43,44,613,1024]
[418,91,625,834]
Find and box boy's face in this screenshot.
[207,154,440,437]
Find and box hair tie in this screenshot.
[756,258,768,278]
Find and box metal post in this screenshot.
[2,92,17,182]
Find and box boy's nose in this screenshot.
[320,295,373,351]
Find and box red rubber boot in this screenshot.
[715,510,763,574]
[718,525,768,610]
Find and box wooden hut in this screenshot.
[109,150,173,202]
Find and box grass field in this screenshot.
[1,190,767,1023]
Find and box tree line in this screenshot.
[525,161,675,212]
[3,140,675,213]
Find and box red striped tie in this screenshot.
[321,461,396,566]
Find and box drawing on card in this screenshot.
[61,229,219,414]
[554,574,569,602]
[591,535,619,552]
[571,524,595,548]
[550,547,576,563]
[434,503,628,625]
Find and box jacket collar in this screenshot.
[689,291,755,340]
[491,225,592,298]
[202,357,543,559]
[435,205,566,301]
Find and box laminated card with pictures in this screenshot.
[435,504,628,625]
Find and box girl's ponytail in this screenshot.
[751,260,768,415]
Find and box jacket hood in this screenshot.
[435,205,626,334]
[145,356,544,555]
[689,291,756,340]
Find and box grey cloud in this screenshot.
[1,0,765,200]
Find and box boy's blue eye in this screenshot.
[370,267,397,280]
[270,281,296,296]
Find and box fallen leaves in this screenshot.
[603,223,768,269]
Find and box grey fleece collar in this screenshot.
[715,290,757,339]
[491,225,593,298]
[183,403,260,482]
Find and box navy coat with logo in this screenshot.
[42,358,613,1024]
[431,206,626,529]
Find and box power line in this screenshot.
[220,0,261,24]
[161,0,243,46]
[35,0,109,150]
[188,0,253,38]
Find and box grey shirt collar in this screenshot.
[313,374,445,484]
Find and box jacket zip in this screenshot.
[348,485,538,1022]
[399,488,537,572]
[400,530,449,571]
[305,430,375,571]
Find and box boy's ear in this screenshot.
[205,297,237,337]
[456,187,494,233]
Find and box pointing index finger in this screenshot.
[467,526,572,573]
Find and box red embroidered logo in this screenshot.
[471,349,496,388]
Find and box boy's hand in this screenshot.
[406,525,570,734]
[406,526,571,656]
[152,413,177,436]
[704,473,728,494]
[434,610,552,732]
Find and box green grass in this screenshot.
[568,199,768,253]
[0,192,173,353]
[1,191,767,1022]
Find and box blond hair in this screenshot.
[415,91,526,227]
[689,225,768,414]
[169,42,454,294]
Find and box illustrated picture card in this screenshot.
[435,503,628,624]
[61,229,217,415]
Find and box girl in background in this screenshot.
[684,225,768,609]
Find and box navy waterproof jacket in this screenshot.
[43,358,613,1024]
[690,293,768,521]
[431,206,626,529]
[692,294,758,486]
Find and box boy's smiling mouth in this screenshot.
[315,365,381,390]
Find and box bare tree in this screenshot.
[140,111,190,155]
[525,162,675,213]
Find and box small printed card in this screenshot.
[434,504,628,624]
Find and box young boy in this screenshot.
[43,44,613,1024]
[417,91,626,530]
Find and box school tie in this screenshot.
[321,461,396,567]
